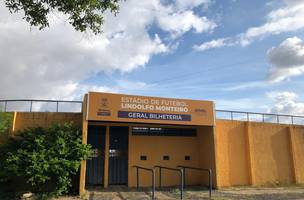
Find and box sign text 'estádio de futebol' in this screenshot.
[86,92,215,126]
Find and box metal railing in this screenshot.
[154,165,184,200]
[0,99,82,112]
[1,99,304,125]
[216,109,304,125]
[133,165,155,200]
[177,165,212,199]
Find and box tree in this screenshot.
[0,122,93,197]
[4,0,121,34]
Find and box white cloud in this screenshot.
[221,81,267,91]
[267,91,304,115]
[175,0,212,10]
[194,1,304,50]
[0,0,215,100]
[193,38,232,51]
[267,36,304,82]
[157,11,216,38]
[283,0,304,6]
[116,80,149,90]
[243,2,304,44]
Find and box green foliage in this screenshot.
[0,111,13,135]
[4,0,121,34]
[0,122,92,197]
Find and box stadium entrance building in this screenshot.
[79,92,216,194]
[9,91,304,195]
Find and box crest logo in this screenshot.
[101,98,109,108]
[97,97,111,116]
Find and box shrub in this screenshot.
[0,122,92,197]
[0,111,13,135]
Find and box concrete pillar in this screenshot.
[245,122,255,185]
[79,94,88,195]
[79,120,88,195]
[11,112,17,135]
[288,126,298,183]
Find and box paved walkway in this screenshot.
[83,186,304,200]
[55,186,304,199]
[87,190,175,200]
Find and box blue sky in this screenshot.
[81,0,304,113]
[1,0,304,114]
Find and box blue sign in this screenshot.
[117,111,191,121]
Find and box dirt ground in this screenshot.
[53,186,304,200]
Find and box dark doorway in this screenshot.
[108,126,129,185]
[86,126,106,186]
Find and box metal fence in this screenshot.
[1,99,304,125]
[0,99,82,113]
[216,109,304,125]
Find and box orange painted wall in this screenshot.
[128,126,215,187]
[290,126,304,183]
[12,112,82,133]
[250,123,294,185]
[198,126,217,187]
[215,120,250,187]
[215,119,304,187]
[128,131,201,187]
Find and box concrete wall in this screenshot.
[12,112,82,133]
[289,126,304,183]
[10,112,304,190]
[215,120,250,187]
[250,123,293,185]
[215,119,304,187]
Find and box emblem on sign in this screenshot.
[97,97,111,116]
[101,98,108,108]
